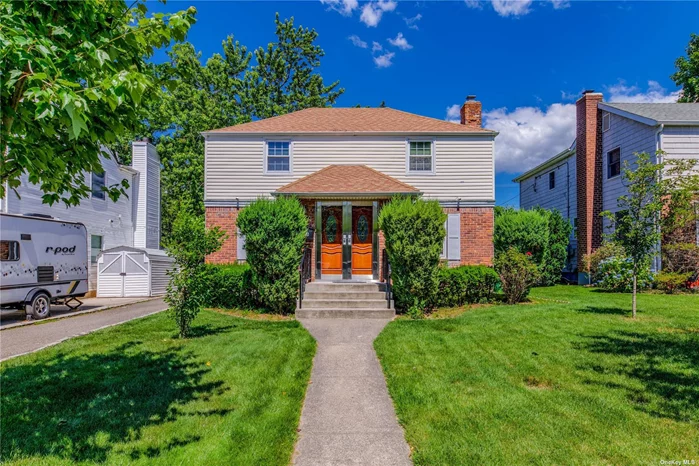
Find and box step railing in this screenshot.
[382,248,392,309]
[298,245,312,309]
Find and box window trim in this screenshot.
[602,112,611,132]
[405,139,436,175]
[607,147,621,179]
[1,240,20,262]
[263,140,292,175]
[548,171,556,190]
[90,171,107,200]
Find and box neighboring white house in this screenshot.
[1,140,161,293]
[513,141,578,279]
[202,99,497,280]
[515,93,699,282]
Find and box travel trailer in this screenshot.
[0,213,89,319]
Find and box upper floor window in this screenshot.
[91,171,106,199]
[408,141,434,173]
[266,141,290,173]
[549,171,556,190]
[608,148,621,179]
[602,112,611,132]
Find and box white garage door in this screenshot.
[97,251,150,297]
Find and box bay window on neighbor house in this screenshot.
[266,141,291,173]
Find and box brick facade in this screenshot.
[575,91,604,268]
[205,206,240,264]
[205,203,495,270]
[444,207,494,266]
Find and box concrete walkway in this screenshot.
[0,298,168,361]
[294,319,412,466]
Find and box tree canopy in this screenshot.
[0,0,196,205]
[672,33,699,103]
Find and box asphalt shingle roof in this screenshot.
[603,103,699,124]
[206,107,495,134]
[274,165,420,195]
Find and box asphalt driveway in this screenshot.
[0,298,168,361]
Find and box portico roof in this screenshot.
[273,165,420,198]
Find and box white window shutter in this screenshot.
[447,213,460,261]
[441,220,447,258]
[237,228,246,261]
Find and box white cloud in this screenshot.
[372,41,383,53]
[446,104,461,123]
[464,0,569,17]
[360,0,397,27]
[348,34,368,48]
[374,51,395,68]
[560,90,578,101]
[606,80,680,103]
[320,0,358,16]
[471,103,577,174]
[388,32,412,50]
[403,13,422,30]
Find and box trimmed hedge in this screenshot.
[197,263,258,310]
[431,265,500,307]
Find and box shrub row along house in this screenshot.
[203,97,496,280]
[515,92,699,283]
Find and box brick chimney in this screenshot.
[460,95,482,128]
[576,90,604,282]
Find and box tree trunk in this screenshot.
[632,274,637,318]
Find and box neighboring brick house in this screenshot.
[202,97,497,281]
[516,91,699,283]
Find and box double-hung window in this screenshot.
[608,148,621,179]
[91,171,106,199]
[408,141,434,173]
[266,141,290,173]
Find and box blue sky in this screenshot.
[150,0,698,206]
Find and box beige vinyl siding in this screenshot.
[205,134,495,202]
[661,126,699,162]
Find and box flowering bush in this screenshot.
[595,256,653,292]
[655,271,693,294]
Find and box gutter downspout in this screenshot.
[655,124,664,272]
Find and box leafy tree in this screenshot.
[164,209,224,338]
[672,33,699,103]
[602,151,696,318]
[378,197,446,318]
[246,14,343,119]
[0,0,196,205]
[236,197,307,314]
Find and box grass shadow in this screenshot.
[579,330,699,422]
[1,342,228,463]
[576,306,629,316]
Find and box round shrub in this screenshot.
[432,265,499,307]
[595,256,653,292]
[237,197,307,314]
[200,263,257,309]
[494,247,541,305]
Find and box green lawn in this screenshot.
[375,286,699,465]
[0,310,315,465]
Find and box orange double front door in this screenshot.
[320,203,374,279]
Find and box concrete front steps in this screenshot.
[296,281,394,319]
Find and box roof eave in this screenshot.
[202,130,498,137]
[513,147,576,183]
[272,191,421,197]
[598,103,659,127]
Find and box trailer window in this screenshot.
[1,240,19,261]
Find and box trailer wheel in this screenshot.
[27,292,51,320]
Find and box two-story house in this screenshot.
[1,140,161,292]
[203,97,496,281]
[516,91,699,283]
